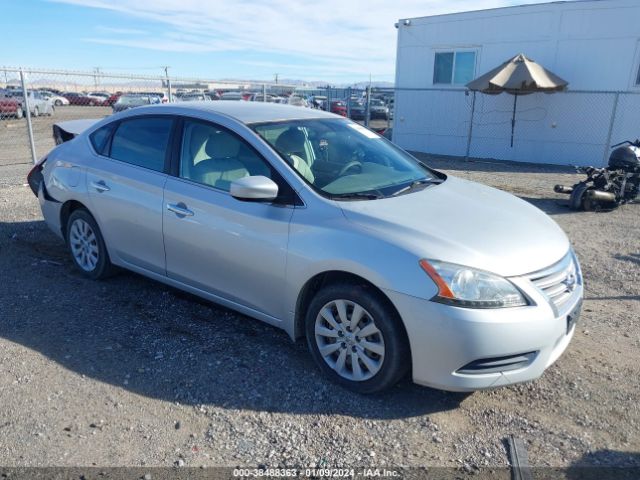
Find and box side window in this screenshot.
[89,124,115,155]
[179,119,272,191]
[110,117,173,172]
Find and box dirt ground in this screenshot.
[0,147,638,475]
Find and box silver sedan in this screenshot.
[28,102,583,393]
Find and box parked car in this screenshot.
[146,92,170,104]
[111,94,154,113]
[347,99,365,120]
[310,95,327,109]
[87,92,111,104]
[63,92,105,106]
[0,95,22,119]
[247,93,278,103]
[369,99,390,120]
[105,92,122,106]
[329,100,347,117]
[6,90,54,116]
[39,90,70,107]
[204,90,222,101]
[178,93,211,102]
[219,91,244,101]
[28,102,582,394]
[287,95,308,107]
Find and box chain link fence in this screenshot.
[393,87,640,167]
[7,67,635,169]
[0,67,395,167]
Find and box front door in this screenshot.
[162,118,294,319]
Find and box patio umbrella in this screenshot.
[466,54,568,147]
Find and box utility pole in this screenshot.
[93,67,101,90]
[274,73,279,84]
[163,66,172,102]
[365,73,372,128]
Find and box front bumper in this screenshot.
[384,275,583,392]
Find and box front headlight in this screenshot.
[419,259,528,308]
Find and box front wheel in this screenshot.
[305,283,410,393]
[66,209,115,280]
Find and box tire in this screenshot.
[305,282,410,394]
[54,99,62,106]
[66,209,115,280]
[570,183,590,211]
[16,108,23,119]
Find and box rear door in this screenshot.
[86,115,175,274]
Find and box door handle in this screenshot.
[90,180,110,192]
[167,203,194,217]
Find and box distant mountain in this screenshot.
[219,78,394,88]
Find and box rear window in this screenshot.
[110,117,173,172]
[89,124,115,155]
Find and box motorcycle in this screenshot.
[554,139,640,211]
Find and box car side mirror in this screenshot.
[230,176,279,201]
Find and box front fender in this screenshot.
[283,209,437,338]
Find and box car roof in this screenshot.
[123,101,337,124]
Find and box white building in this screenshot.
[393,0,640,166]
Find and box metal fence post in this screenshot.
[164,68,173,103]
[262,83,267,102]
[347,87,351,118]
[19,68,37,164]
[603,92,620,165]
[364,85,371,128]
[465,91,476,161]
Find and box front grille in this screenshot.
[527,252,580,310]
[457,352,538,374]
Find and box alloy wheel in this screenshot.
[69,218,99,272]
[314,299,385,381]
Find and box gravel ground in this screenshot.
[0,153,638,474]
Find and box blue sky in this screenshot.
[3,0,561,84]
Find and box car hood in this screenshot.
[338,176,569,277]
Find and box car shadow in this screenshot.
[0,219,467,420]
[562,449,640,480]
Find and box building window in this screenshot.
[433,51,476,85]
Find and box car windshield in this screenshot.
[252,118,437,199]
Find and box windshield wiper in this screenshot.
[330,191,383,200]
[390,179,437,197]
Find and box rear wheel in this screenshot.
[66,209,114,280]
[54,99,62,106]
[570,183,590,211]
[305,283,410,393]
